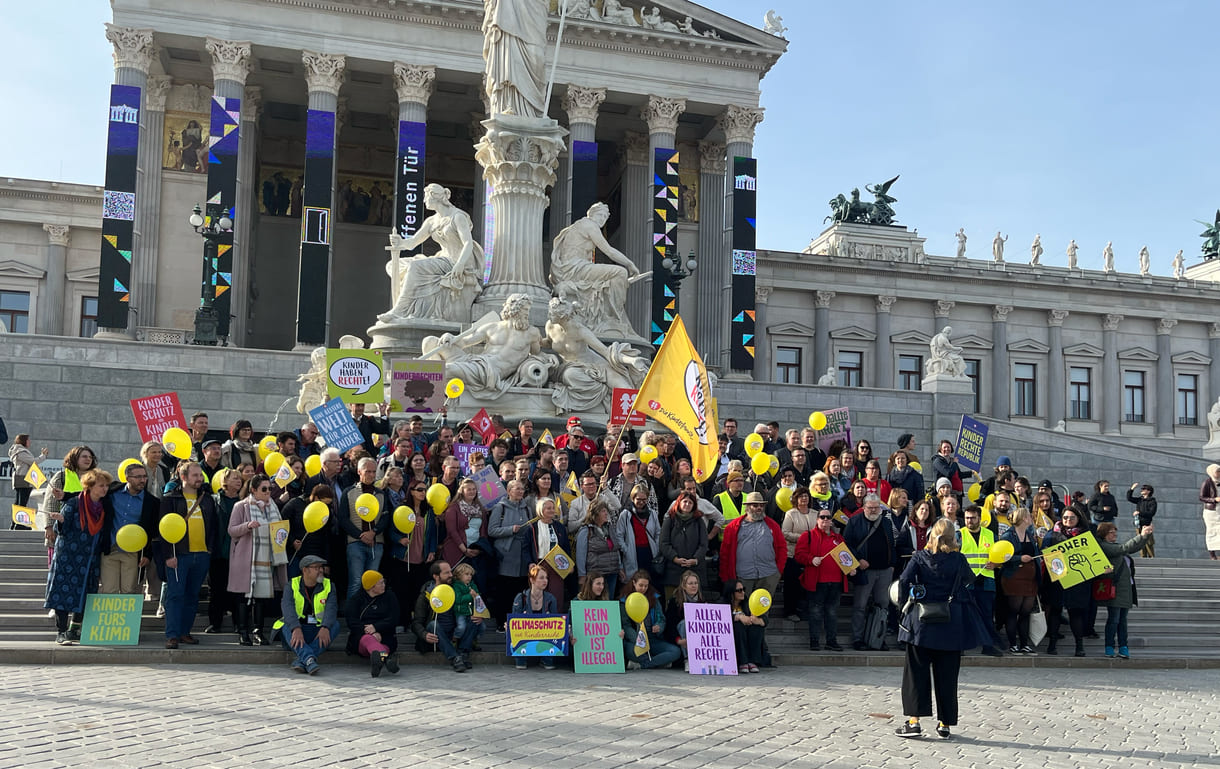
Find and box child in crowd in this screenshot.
[452,563,480,638]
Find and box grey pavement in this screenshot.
[0,663,1216,768]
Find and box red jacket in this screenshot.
[719,515,786,582]
[795,527,849,590]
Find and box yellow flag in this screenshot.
[826,541,859,575]
[543,544,574,579]
[634,626,650,657]
[269,520,291,555]
[273,462,298,489]
[473,592,492,619]
[539,428,555,446]
[560,472,579,504]
[11,505,36,527]
[633,316,717,481]
[24,463,46,489]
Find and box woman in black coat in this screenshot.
[1040,509,1090,656]
[345,570,401,677]
[1087,480,1118,524]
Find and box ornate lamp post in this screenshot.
[189,203,232,345]
[662,248,698,289]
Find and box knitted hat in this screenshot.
[361,570,384,591]
[897,433,914,449]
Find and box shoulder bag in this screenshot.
[910,557,964,624]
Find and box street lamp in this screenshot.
[190,203,232,345]
[662,248,698,288]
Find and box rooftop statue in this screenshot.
[825,175,899,226]
[1198,210,1220,260]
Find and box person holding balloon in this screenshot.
[284,485,334,579]
[100,461,158,596]
[410,560,480,672]
[45,469,112,645]
[156,461,219,649]
[228,474,288,646]
[996,507,1042,654]
[442,479,491,593]
[727,580,769,673]
[338,457,390,599]
[620,569,681,670]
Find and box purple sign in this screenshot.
[395,120,426,240]
[452,442,488,475]
[683,603,737,675]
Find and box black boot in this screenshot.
[252,602,270,646]
[1074,640,1085,658]
[236,603,253,646]
[1046,640,1058,655]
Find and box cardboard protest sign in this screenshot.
[813,407,852,456]
[506,613,569,657]
[80,594,143,646]
[571,601,624,673]
[326,349,384,404]
[452,442,487,475]
[683,603,737,675]
[129,392,186,444]
[955,415,988,474]
[1042,531,1111,589]
[308,397,364,453]
[389,359,445,413]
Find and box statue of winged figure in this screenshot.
[826,175,900,226]
[1197,209,1220,259]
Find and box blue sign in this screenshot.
[955,415,989,474]
[308,397,363,454]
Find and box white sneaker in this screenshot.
[683,659,689,672]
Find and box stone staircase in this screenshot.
[2,529,1217,664]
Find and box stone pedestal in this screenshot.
[803,222,927,264]
[367,317,461,358]
[921,374,974,395]
[472,114,567,327]
[443,386,610,424]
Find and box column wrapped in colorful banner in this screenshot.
[97,84,141,329]
[204,95,240,337]
[730,157,758,370]
[651,148,680,348]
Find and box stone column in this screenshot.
[392,62,435,245]
[472,113,566,326]
[640,96,686,343]
[1047,309,1068,429]
[813,290,835,378]
[295,51,345,348]
[470,107,489,247]
[231,86,261,345]
[1156,318,1178,435]
[562,85,605,224]
[1101,313,1123,434]
[718,105,764,375]
[753,286,772,381]
[1211,323,1220,410]
[136,75,169,331]
[991,305,1012,417]
[874,295,896,389]
[39,225,70,336]
[98,24,156,339]
[694,140,725,367]
[619,130,650,336]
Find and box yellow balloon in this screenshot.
[115,524,148,553]
[910,461,922,473]
[768,455,780,476]
[303,501,330,533]
[639,444,658,463]
[426,483,450,515]
[161,427,191,460]
[980,508,992,528]
[748,588,773,617]
[355,492,380,522]
[744,433,765,458]
[263,451,286,476]
[117,458,142,484]
[444,378,465,398]
[967,482,982,503]
[258,435,278,462]
[624,592,649,624]
[158,513,187,544]
[429,583,456,613]
[211,468,228,493]
[304,455,322,477]
[393,505,416,534]
[751,452,770,476]
[775,486,793,512]
[988,539,1015,564]
[809,411,827,431]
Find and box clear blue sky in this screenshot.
[4,1,1217,274]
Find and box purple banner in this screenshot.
[395,120,426,241]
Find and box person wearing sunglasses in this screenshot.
[228,474,288,646]
[389,478,438,622]
[795,505,855,651]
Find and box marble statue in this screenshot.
[826,176,899,226]
[1066,239,1079,269]
[955,228,967,259]
[1103,241,1115,273]
[420,294,550,397]
[1139,245,1151,276]
[566,0,600,20]
[992,232,1007,262]
[764,10,788,36]
[379,184,483,325]
[601,0,640,26]
[926,326,967,378]
[1030,233,1043,265]
[641,7,680,32]
[545,298,649,413]
[679,16,696,34]
[482,0,548,117]
[1173,249,1185,279]
[1198,210,1220,259]
[817,367,837,386]
[1052,419,1067,433]
[550,202,643,339]
[1207,396,1220,448]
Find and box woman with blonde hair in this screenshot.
[895,518,980,740]
[1200,464,1220,560]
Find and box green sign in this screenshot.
[80,593,143,646]
[571,600,624,674]
[326,348,384,404]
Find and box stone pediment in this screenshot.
[1118,346,1158,362]
[554,0,788,51]
[830,324,876,342]
[1063,342,1103,358]
[768,320,814,336]
[891,329,931,345]
[1008,338,1050,354]
[66,267,99,283]
[1172,350,1212,366]
[0,259,46,279]
[954,334,992,350]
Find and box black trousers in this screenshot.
[207,558,236,629]
[901,644,961,725]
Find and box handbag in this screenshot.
[909,557,964,625]
[1028,605,1047,647]
[1092,577,1116,601]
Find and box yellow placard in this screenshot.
[1041,531,1111,588]
[24,463,47,489]
[269,520,291,555]
[633,626,650,657]
[11,505,36,527]
[826,541,858,575]
[473,592,492,619]
[273,462,298,489]
[544,544,574,579]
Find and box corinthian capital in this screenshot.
[1103,313,1123,331]
[719,104,765,146]
[145,75,172,112]
[644,96,686,136]
[242,86,263,122]
[42,224,70,247]
[698,141,725,175]
[563,85,606,126]
[301,51,346,97]
[393,62,436,106]
[205,38,252,84]
[105,25,156,74]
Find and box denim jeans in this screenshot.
[624,636,681,669]
[163,551,210,639]
[280,619,341,668]
[427,613,483,662]
[1105,606,1129,648]
[346,541,384,599]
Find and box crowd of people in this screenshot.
[5,408,1184,682]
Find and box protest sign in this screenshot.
[506,613,569,657]
[326,349,384,403]
[308,397,364,453]
[611,388,645,426]
[452,442,487,475]
[955,415,989,474]
[683,603,737,675]
[1042,531,1111,588]
[389,359,445,413]
[80,594,143,646]
[470,465,505,508]
[129,392,186,444]
[571,601,623,673]
[813,407,852,456]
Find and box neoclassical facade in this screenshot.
[0,0,780,359]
